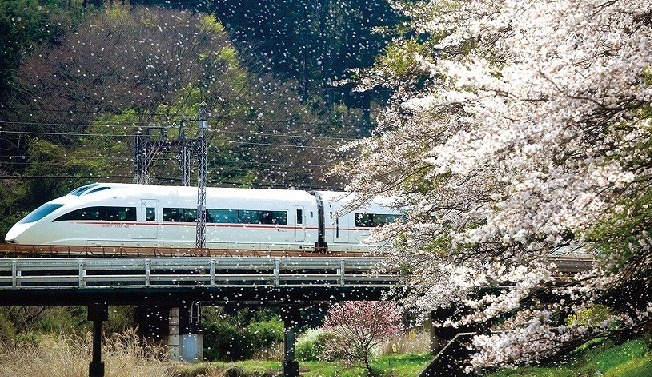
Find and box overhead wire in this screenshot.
[0,122,360,142]
[0,175,333,190]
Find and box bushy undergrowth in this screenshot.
[202,313,283,361]
[296,328,330,361]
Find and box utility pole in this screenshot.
[195,102,208,253]
[133,131,147,184]
[177,121,192,186]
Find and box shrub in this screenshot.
[296,328,328,361]
[203,318,283,361]
[246,320,283,352]
[322,301,403,371]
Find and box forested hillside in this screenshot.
[0,0,398,236]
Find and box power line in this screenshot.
[0,123,358,142]
[0,112,367,132]
[0,130,346,151]
[0,157,329,169]
[0,175,335,190]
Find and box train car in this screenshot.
[5,183,402,253]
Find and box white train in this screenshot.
[5,183,401,253]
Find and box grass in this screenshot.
[0,331,430,377]
[296,354,431,377]
[487,336,652,377]
[171,354,432,377]
[3,329,651,377]
[0,330,169,377]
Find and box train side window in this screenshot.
[146,208,155,221]
[355,213,374,227]
[105,207,135,221]
[296,209,303,225]
[238,210,255,224]
[163,208,197,222]
[260,210,287,225]
[354,213,401,227]
[55,206,136,221]
[56,207,100,221]
[207,209,238,223]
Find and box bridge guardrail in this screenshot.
[0,257,399,290]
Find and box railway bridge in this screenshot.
[0,255,401,377]
[0,244,593,377]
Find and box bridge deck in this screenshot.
[0,256,401,306]
[0,244,365,258]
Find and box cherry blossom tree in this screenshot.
[322,301,403,372]
[341,0,652,369]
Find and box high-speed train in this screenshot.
[5,183,402,253]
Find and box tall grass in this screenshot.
[0,329,170,377]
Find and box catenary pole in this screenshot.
[195,102,208,254]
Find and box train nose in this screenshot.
[5,223,31,243]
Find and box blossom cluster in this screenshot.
[322,301,403,367]
[343,0,652,367]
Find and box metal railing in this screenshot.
[0,257,399,290]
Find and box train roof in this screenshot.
[66,182,321,203]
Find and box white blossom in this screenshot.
[343,0,652,368]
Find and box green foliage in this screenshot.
[377,39,425,79]
[0,306,91,347]
[604,357,652,377]
[488,336,652,377]
[566,305,614,328]
[595,340,650,373]
[0,312,16,344]
[23,138,100,206]
[198,14,225,35]
[299,353,431,377]
[202,307,283,362]
[0,179,28,239]
[296,328,329,361]
[589,187,652,271]
[105,307,136,336]
[211,0,399,103]
[33,307,89,335]
[0,305,138,348]
[172,361,281,377]
[0,0,85,101]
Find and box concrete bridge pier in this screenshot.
[135,305,202,362]
[179,302,203,362]
[281,306,301,377]
[168,307,180,361]
[88,304,108,377]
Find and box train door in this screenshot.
[134,199,158,239]
[294,206,306,242]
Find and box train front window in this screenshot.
[54,206,136,221]
[18,204,63,224]
[86,187,110,195]
[68,183,99,197]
